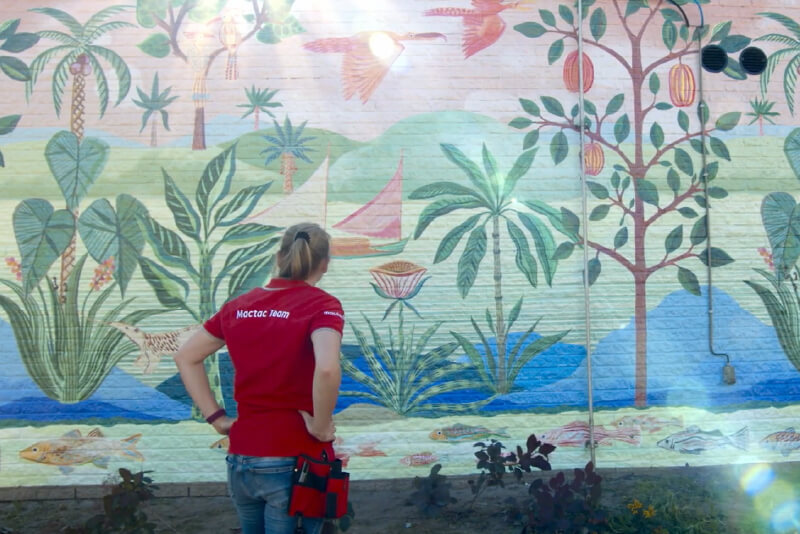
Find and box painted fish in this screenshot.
[19,429,144,474]
[760,427,800,457]
[656,425,749,455]
[400,452,439,466]
[210,436,230,451]
[610,415,683,433]
[540,420,641,447]
[429,423,509,442]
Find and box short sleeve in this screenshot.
[203,307,225,340]
[310,295,345,335]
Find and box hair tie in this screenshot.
[294,231,310,243]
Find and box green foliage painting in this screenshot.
[511,0,745,405]
[0,131,161,402]
[0,17,39,167]
[137,143,281,417]
[411,143,568,395]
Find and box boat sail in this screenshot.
[242,153,407,259]
[330,154,408,258]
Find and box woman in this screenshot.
[175,222,344,534]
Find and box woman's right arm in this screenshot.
[300,327,342,442]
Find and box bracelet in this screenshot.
[205,408,226,424]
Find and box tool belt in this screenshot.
[289,450,349,532]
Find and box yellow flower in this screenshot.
[627,499,643,514]
[643,505,656,518]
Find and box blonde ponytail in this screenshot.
[276,223,330,280]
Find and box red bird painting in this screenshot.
[425,0,528,58]
[303,31,446,103]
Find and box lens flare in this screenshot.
[368,32,396,60]
[739,463,775,496]
[771,500,800,533]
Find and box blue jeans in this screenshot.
[226,455,323,534]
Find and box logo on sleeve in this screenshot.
[323,310,344,320]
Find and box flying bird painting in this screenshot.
[425,0,528,58]
[303,31,446,103]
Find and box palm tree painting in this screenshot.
[26,6,133,140]
[132,73,178,147]
[25,5,133,300]
[411,143,568,395]
[758,12,800,115]
[261,117,316,194]
[746,97,780,135]
[237,86,281,131]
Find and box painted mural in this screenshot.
[0,0,799,490]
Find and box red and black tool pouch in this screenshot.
[288,451,349,522]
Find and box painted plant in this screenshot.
[136,143,281,417]
[511,0,746,405]
[0,17,39,167]
[0,131,160,402]
[341,261,487,416]
[411,143,568,395]
[132,72,179,147]
[135,0,304,150]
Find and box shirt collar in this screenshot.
[266,278,309,289]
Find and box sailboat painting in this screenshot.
[243,153,408,259]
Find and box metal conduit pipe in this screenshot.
[575,0,596,465]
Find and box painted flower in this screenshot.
[369,260,430,319]
[758,246,774,271]
[5,257,22,281]
[89,256,115,291]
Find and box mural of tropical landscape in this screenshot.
[0,0,799,491]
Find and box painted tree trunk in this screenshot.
[281,152,296,193]
[150,116,158,147]
[192,73,207,150]
[254,108,260,131]
[492,215,508,393]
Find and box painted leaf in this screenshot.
[614,227,628,249]
[614,114,630,144]
[519,98,540,116]
[44,132,109,212]
[518,212,557,287]
[723,58,747,80]
[708,186,728,199]
[710,21,732,42]
[761,192,800,276]
[558,5,574,25]
[690,215,708,245]
[649,73,660,95]
[523,130,540,150]
[674,148,694,176]
[507,219,537,287]
[434,214,482,264]
[637,179,659,206]
[539,9,556,26]
[709,137,731,161]
[550,131,568,165]
[606,93,625,114]
[678,267,701,296]
[137,33,170,58]
[678,110,690,133]
[410,181,481,200]
[586,257,601,286]
[590,8,606,41]
[548,39,564,65]
[552,241,574,260]
[679,206,698,218]
[650,122,664,149]
[228,254,275,300]
[440,143,494,202]
[504,148,537,200]
[0,56,30,81]
[665,225,683,254]
[541,96,565,117]
[0,19,20,39]
[715,112,740,131]
[78,195,147,296]
[510,117,533,129]
[589,204,610,221]
[698,247,734,267]
[561,207,581,238]
[667,168,680,194]
[785,128,800,180]
[1,32,39,53]
[214,182,273,227]
[163,170,201,240]
[457,226,487,298]
[662,20,677,50]
[719,34,751,53]
[136,0,167,28]
[221,223,282,246]
[0,114,21,135]
[587,181,609,199]
[138,256,190,309]
[414,196,484,239]
[13,198,74,294]
[515,22,547,38]
[197,144,236,220]
[138,212,195,273]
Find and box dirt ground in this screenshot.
[1,463,798,533]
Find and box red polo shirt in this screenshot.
[203,278,345,458]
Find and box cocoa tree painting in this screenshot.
[511,0,749,406]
